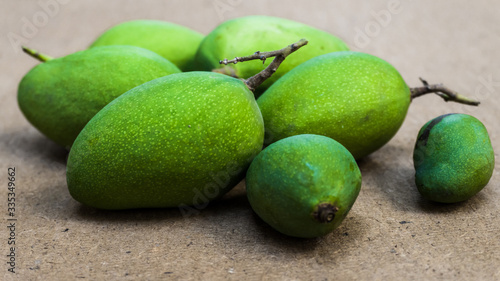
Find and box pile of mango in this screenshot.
[18,16,494,238]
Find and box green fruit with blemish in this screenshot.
[413,113,495,203]
[194,15,349,95]
[246,134,362,238]
[18,45,181,149]
[90,20,204,71]
[257,51,410,160]
[67,72,264,210]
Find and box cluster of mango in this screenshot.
[18,16,494,238]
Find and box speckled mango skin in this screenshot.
[90,20,204,71]
[194,15,349,95]
[18,45,181,149]
[257,51,411,160]
[246,134,362,238]
[67,72,264,210]
[413,114,495,203]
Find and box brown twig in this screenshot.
[410,78,480,106]
[219,39,308,92]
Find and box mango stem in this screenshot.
[312,202,338,223]
[22,46,54,62]
[410,78,480,106]
[218,39,309,92]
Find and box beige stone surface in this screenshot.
[1,0,499,280]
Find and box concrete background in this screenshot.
[1,0,499,280]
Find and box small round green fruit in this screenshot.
[246,134,362,238]
[413,113,495,203]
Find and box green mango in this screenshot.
[66,72,264,210]
[413,113,495,203]
[18,45,181,149]
[246,134,361,238]
[194,15,349,95]
[257,51,411,160]
[90,20,204,71]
